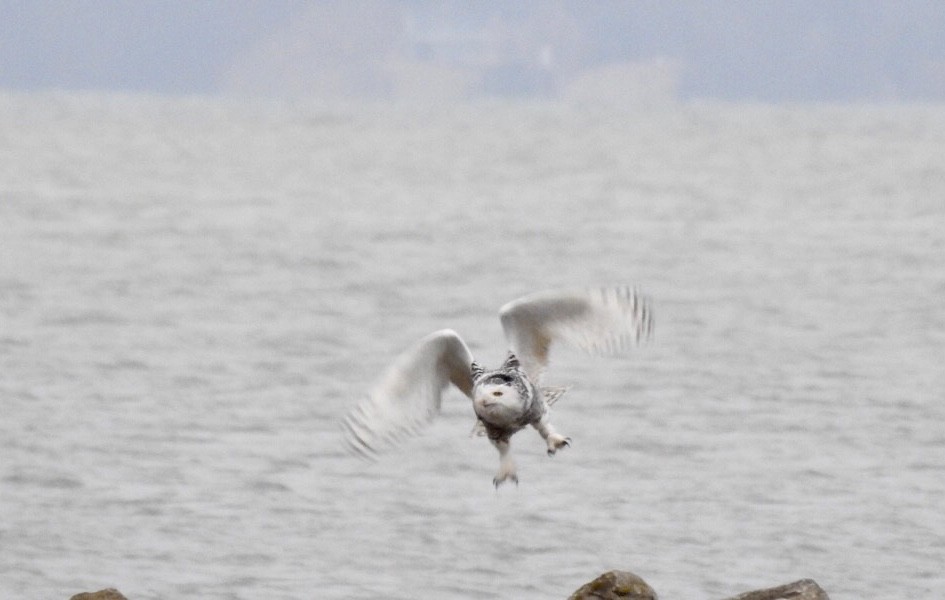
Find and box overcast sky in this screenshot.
[2,0,944,102]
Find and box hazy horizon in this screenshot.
[3,1,945,104]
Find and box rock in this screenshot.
[69,589,128,600]
[567,572,830,600]
[568,570,658,600]
[721,579,830,600]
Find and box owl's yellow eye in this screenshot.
[492,390,503,397]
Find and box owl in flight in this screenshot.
[342,287,653,487]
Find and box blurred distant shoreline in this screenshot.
[2,2,945,104]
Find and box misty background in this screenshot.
[2,0,945,104]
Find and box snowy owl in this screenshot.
[342,286,653,487]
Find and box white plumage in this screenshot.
[498,286,652,383]
[342,286,652,485]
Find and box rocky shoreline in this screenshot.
[71,571,829,599]
[567,570,829,600]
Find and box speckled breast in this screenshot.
[471,367,545,437]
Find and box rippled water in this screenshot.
[1,92,943,599]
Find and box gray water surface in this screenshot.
[1,93,943,599]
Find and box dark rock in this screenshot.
[69,589,128,600]
[567,572,830,600]
[721,579,830,600]
[567,570,658,600]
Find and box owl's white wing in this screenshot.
[342,329,475,457]
[498,286,653,384]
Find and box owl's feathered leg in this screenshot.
[533,414,571,456]
[490,438,518,488]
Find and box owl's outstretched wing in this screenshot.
[342,329,475,458]
[498,286,653,384]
